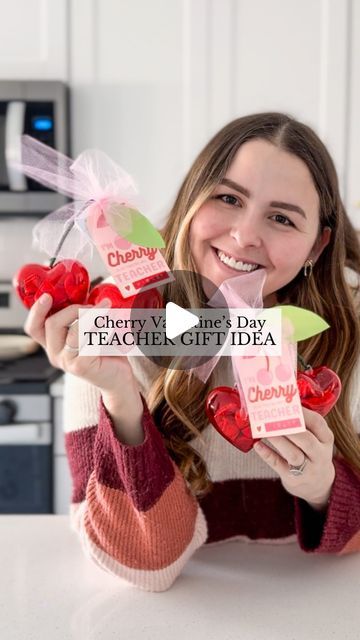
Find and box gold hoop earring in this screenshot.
[303,259,313,277]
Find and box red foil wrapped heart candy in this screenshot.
[296,365,341,417]
[205,386,260,453]
[13,260,90,316]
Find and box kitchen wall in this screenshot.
[69,0,360,227]
[0,0,359,263]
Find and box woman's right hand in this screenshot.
[24,292,136,397]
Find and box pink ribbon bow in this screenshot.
[11,135,143,261]
[191,267,268,402]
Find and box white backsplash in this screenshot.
[0,219,42,281]
[0,218,108,283]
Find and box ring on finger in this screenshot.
[288,453,308,476]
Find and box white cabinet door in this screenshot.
[54,455,72,515]
[346,0,360,228]
[52,387,72,514]
[0,0,68,79]
[53,394,65,456]
[70,0,352,226]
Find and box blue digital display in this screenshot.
[32,116,53,132]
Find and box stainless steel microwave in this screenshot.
[0,80,69,216]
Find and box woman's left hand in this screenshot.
[254,406,336,511]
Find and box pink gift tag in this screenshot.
[234,339,306,438]
[86,202,174,297]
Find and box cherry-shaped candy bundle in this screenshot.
[206,362,341,454]
[13,259,163,317]
[13,260,90,316]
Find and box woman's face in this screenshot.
[189,139,331,305]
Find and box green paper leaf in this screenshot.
[277,305,330,342]
[256,305,330,343]
[107,205,165,249]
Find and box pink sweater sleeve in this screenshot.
[65,393,208,592]
[294,456,360,554]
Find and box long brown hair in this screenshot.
[145,112,360,497]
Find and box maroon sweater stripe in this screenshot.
[65,425,97,504]
[65,397,175,512]
[95,396,175,511]
[295,457,360,553]
[200,477,296,543]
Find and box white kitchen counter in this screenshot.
[1,516,360,640]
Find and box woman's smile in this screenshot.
[210,245,264,275]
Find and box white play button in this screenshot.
[165,302,199,340]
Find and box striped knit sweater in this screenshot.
[63,344,360,592]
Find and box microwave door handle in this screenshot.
[5,100,27,191]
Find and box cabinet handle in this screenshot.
[0,423,51,444]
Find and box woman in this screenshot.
[25,112,360,591]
